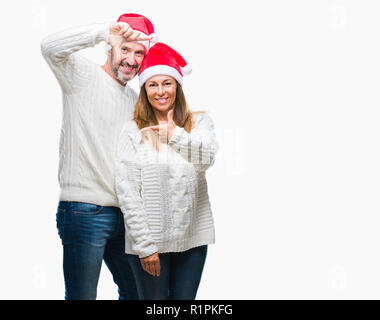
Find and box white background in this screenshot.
[0,0,380,299]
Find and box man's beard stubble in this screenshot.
[110,49,139,84]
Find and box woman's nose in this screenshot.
[157,85,164,95]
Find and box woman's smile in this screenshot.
[155,97,169,104]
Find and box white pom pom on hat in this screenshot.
[182,63,192,75]
[138,42,192,87]
[149,32,159,44]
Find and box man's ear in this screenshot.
[105,43,112,56]
[102,50,112,71]
[106,47,113,64]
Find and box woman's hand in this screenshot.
[140,252,160,277]
[140,109,176,142]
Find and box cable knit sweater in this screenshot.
[41,23,138,206]
[115,113,218,258]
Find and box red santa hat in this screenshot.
[106,13,158,54]
[138,42,192,87]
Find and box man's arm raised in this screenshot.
[41,22,152,65]
[40,22,152,94]
[40,23,111,65]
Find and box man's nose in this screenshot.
[123,52,136,65]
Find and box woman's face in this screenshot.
[145,75,177,114]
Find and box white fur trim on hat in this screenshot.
[150,33,159,43]
[105,39,150,56]
[139,65,184,87]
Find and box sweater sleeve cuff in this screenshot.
[95,22,111,44]
[137,244,159,259]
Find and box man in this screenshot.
[41,13,156,300]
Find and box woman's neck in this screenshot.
[154,109,169,123]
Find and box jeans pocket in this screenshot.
[72,202,104,216]
[56,207,65,240]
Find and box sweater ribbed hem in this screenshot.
[124,230,215,257]
[60,187,119,207]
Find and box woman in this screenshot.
[115,42,218,300]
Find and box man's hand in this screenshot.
[108,22,152,48]
[140,252,160,277]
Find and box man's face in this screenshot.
[110,41,145,84]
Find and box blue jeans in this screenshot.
[126,245,208,300]
[56,201,138,300]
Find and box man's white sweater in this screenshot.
[41,23,138,206]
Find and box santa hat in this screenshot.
[106,13,158,54]
[138,42,192,87]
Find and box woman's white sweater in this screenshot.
[115,113,218,258]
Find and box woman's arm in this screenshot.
[115,127,158,259]
[168,112,219,171]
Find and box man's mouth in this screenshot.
[119,65,136,73]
